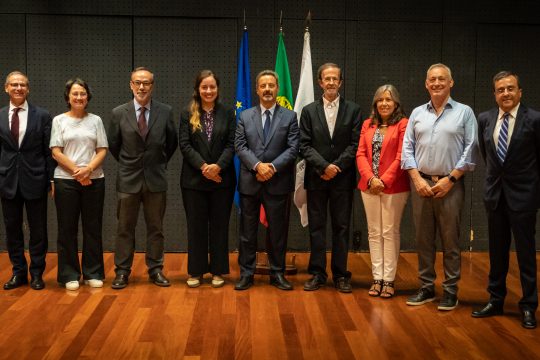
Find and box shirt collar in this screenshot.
[134,99,151,111]
[427,97,455,111]
[322,94,340,108]
[260,103,277,116]
[9,100,28,112]
[498,103,520,120]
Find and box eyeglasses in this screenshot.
[132,80,153,87]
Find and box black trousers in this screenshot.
[307,188,353,281]
[114,182,167,276]
[182,187,234,276]
[1,189,48,277]
[54,178,105,283]
[238,190,290,276]
[487,194,538,311]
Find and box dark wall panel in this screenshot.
[1,2,540,253]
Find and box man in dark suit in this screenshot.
[473,71,539,329]
[234,69,299,291]
[107,67,177,289]
[299,63,362,293]
[0,71,55,290]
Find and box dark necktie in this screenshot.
[11,107,20,145]
[263,110,271,141]
[138,107,148,139]
[496,112,510,163]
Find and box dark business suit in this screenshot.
[0,103,54,277]
[299,97,362,280]
[179,104,236,276]
[107,99,177,275]
[235,104,299,276]
[478,104,540,311]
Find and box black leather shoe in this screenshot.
[30,275,45,290]
[149,272,171,287]
[471,302,503,318]
[522,310,537,329]
[111,274,129,289]
[303,275,326,291]
[234,275,254,290]
[270,273,293,290]
[334,277,352,293]
[3,275,28,290]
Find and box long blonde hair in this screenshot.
[189,70,219,133]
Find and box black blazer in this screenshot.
[107,99,178,193]
[179,104,236,190]
[299,97,362,190]
[478,104,540,212]
[235,104,299,195]
[0,103,55,200]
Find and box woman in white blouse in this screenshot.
[50,78,108,291]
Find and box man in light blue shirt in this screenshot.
[401,63,478,310]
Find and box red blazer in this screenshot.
[356,117,410,194]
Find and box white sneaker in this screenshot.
[65,281,80,291]
[84,279,103,288]
[186,276,201,288]
[211,275,225,288]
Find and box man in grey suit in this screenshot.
[234,70,299,291]
[107,67,177,289]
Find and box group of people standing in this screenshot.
[0,62,537,330]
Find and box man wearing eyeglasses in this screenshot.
[107,67,177,289]
[0,71,55,291]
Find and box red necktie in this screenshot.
[138,107,148,139]
[11,107,20,145]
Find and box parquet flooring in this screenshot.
[0,252,539,359]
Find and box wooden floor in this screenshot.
[0,252,539,360]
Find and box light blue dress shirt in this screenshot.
[401,97,478,175]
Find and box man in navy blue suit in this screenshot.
[0,71,55,290]
[234,70,299,291]
[473,71,540,329]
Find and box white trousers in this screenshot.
[361,191,409,281]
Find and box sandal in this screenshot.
[380,281,395,298]
[368,279,383,297]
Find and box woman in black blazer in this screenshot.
[179,70,236,288]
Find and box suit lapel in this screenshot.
[332,97,346,139]
[265,104,282,145]
[505,105,526,160]
[125,102,140,135]
[147,101,160,137]
[380,122,397,160]
[253,107,264,143]
[19,104,35,149]
[316,99,332,140]
[0,107,15,148]
[208,106,221,152]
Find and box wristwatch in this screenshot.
[447,174,457,183]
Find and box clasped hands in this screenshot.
[255,162,275,182]
[72,166,93,186]
[320,164,341,181]
[201,163,222,183]
[368,177,385,195]
[415,177,453,198]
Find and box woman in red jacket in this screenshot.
[356,84,410,298]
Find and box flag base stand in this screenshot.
[255,252,297,275]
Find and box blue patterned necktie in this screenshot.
[496,112,510,163]
[263,110,271,141]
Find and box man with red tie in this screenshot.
[0,71,55,290]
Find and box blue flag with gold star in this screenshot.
[234,28,251,208]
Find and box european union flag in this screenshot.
[234,28,251,208]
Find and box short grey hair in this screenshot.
[426,63,452,81]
